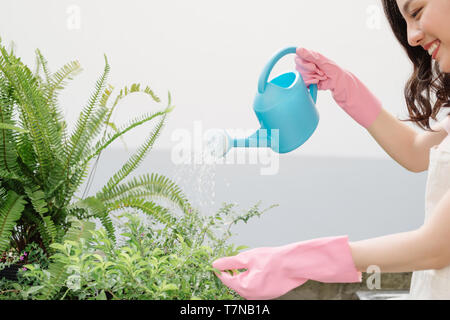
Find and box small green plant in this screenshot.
[0,37,279,300]
[0,201,277,300]
[0,38,190,256]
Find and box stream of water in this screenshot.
[170,134,224,216]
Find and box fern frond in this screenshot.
[63,55,110,183]
[98,172,192,214]
[99,112,168,197]
[0,168,27,183]
[24,185,48,215]
[0,190,26,252]
[0,187,6,199]
[99,83,114,108]
[0,68,21,176]
[110,83,161,110]
[61,106,109,204]
[0,122,28,133]
[99,83,162,146]
[33,49,42,80]
[0,48,58,181]
[13,63,55,176]
[35,49,52,84]
[43,58,81,155]
[42,215,57,242]
[23,185,61,248]
[22,210,53,252]
[106,196,176,227]
[46,60,81,103]
[15,122,38,175]
[97,83,163,153]
[70,197,116,242]
[83,110,169,168]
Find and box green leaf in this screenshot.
[161,283,178,291]
[71,197,115,242]
[49,242,66,252]
[96,290,108,300]
[0,190,27,252]
[0,122,29,133]
[235,245,249,251]
[23,285,44,298]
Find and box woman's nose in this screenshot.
[408,26,425,47]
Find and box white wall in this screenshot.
[0,0,421,159]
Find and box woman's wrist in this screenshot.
[348,228,439,274]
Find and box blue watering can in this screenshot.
[208,46,319,157]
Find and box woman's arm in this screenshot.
[350,189,450,272]
[367,108,447,173]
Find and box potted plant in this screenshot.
[0,39,278,299]
[0,38,191,261]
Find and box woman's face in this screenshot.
[396,0,450,73]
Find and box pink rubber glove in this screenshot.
[212,235,362,300]
[295,47,382,129]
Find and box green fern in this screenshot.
[105,196,177,227]
[98,172,192,215]
[84,109,169,167]
[69,196,115,242]
[62,55,110,195]
[100,112,168,196]
[0,190,27,251]
[23,185,57,247]
[0,39,192,257]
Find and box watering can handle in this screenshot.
[257,46,318,103]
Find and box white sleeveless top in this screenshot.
[409,115,450,299]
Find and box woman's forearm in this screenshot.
[367,108,447,173]
[349,228,441,273]
[367,108,420,172]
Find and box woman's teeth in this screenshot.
[428,41,440,56]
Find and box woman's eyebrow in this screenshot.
[403,0,414,14]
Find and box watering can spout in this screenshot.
[233,128,273,149]
[206,128,273,159]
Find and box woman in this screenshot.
[212,0,450,300]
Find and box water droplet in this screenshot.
[170,135,219,216]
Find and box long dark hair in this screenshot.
[381,0,450,131]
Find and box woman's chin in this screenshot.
[438,62,450,74]
[436,49,450,73]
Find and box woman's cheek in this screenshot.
[419,13,433,36]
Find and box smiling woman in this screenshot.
[382,0,450,131]
[212,0,450,301]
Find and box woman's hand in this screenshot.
[213,245,308,300]
[212,235,361,300]
[295,47,383,129]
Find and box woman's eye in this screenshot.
[411,8,422,18]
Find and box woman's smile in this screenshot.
[424,39,441,60]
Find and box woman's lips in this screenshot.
[432,42,441,60]
[425,40,441,59]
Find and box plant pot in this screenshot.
[0,263,22,281]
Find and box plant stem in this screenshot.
[60,287,70,300]
[0,289,20,295]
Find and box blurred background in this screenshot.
[0,0,432,248]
